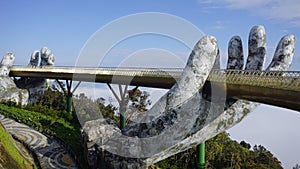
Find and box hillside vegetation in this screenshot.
[156,132,282,169]
[0,85,283,168]
[0,122,37,169]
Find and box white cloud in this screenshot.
[197,0,215,4]
[73,83,119,104]
[211,20,230,30]
[223,0,272,8]
[73,82,168,108]
[103,48,188,68]
[199,0,300,26]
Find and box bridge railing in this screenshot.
[208,70,300,90]
[9,66,300,91]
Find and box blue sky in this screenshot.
[1,0,300,168]
[1,0,300,67]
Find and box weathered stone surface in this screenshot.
[123,35,218,136]
[246,25,266,70]
[171,34,296,161]
[0,26,296,168]
[0,53,29,106]
[267,34,296,71]
[29,50,40,67]
[0,52,14,76]
[0,47,55,106]
[227,36,244,69]
[81,118,147,169]
[144,26,295,165]
[41,47,55,66]
[23,47,55,103]
[81,25,296,168]
[133,36,219,124]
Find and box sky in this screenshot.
[1,0,300,168]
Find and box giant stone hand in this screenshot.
[0,53,29,105]
[0,47,55,105]
[82,25,296,168]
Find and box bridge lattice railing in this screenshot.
[208,70,300,91]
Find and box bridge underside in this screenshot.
[10,66,300,112]
[228,84,300,112]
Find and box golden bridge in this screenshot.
[9,66,300,112]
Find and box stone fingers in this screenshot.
[223,25,267,120]
[40,47,55,67]
[138,36,219,123]
[38,47,55,89]
[149,26,296,166]
[227,36,244,70]
[103,36,219,159]
[267,34,296,71]
[29,50,40,67]
[144,34,247,164]
[16,50,40,88]
[224,36,244,108]
[245,25,266,70]
[204,31,296,139]
[215,26,267,131]
[81,26,297,167]
[174,35,218,103]
[221,33,296,131]
[16,47,56,104]
[224,26,265,110]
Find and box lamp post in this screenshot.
[197,142,205,169]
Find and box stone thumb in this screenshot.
[0,52,15,76]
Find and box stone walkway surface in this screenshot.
[0,114,78,169]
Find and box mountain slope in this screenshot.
[0,122,37,169]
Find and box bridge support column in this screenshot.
[65,80,73,114]
[107,84,129,129]
[119,99,126,129]
[56,79,81,118]
[66,93,72,113]
[197,142,205,169]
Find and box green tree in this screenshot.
[73,93,118,124]
[17,85,283,169]
[156,132,283,169]
[128,87,151,112]
[293,164,300,169]
[240,140,251,149]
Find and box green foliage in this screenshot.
[0,84,118,169]
[156,132,283,169]
[0,103,85,168]
[125,87,152,124]
[128,87,152,112]
[26,86,72,121]
[0,122,37,169]
[73,93,118,124]
[1,84,283,169]
[240,140,251,149]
